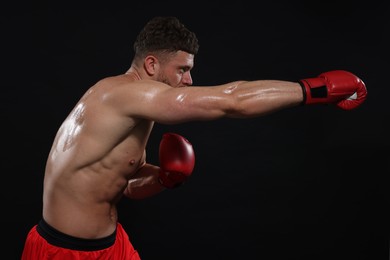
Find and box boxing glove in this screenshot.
[158,133,195,189]
[299,70,367,110]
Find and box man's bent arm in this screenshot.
[124,163,165,200]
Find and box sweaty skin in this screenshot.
[43,50,303,239]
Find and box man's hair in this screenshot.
[133,16,199,63]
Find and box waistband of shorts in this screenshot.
[36,219,116,251]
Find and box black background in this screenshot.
[3,2,390,259]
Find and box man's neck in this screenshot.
[125,67,142,80]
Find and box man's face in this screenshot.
[156,51,194,88]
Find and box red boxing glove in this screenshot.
[299,70,367,110]
[158,133,195,189]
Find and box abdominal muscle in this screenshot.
[42,121,151,239]
[42,152,144,239]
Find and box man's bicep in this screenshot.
[143,86,230,124]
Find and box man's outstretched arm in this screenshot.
[114,70,367,124]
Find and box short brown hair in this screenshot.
[133,16,199,62]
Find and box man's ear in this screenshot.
[144,55,158,76]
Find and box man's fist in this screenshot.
[299,70,367,110]
[159,133,195,189]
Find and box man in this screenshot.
[21,16,367,259]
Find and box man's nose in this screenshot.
[182,72,193,86]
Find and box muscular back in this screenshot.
[42,75,153,238]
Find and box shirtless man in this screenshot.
[21,16,367,259]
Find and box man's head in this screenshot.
[133,16,199,63]
[132,16,199,87]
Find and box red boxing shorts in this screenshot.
[21,219,141,260]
